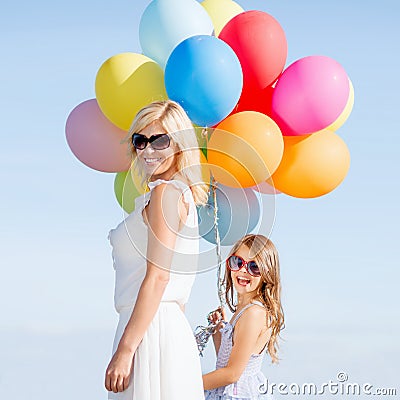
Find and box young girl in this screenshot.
[203,234,284,399]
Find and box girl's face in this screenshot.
[230,244,262,296]
[135,121,179,180]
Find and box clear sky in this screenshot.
[0,1,399,399]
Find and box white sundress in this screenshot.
[107,178,204,400]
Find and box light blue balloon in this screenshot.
[139,0,213,68]
[197,184,261,246]
[165,35,243,127]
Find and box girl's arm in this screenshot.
[203,306,266,390]
[212,328,222,354]
[105,183,185,393]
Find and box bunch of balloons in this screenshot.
[65,0,353,245]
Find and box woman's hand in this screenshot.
[105,347,135,393]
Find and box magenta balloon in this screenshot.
[271,56,350,136]
[65,99,131,172]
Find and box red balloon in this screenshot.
[235,84,275,116]
[219,10,287,93]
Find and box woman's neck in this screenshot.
[149,168,181,182]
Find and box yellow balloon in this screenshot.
[201,0,244,36]
[95,53,167,130]
[268,130,350,198]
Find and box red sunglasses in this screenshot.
[226,255,261,277]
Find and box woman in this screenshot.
[105,100,209,399]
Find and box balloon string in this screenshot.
[201,126,225,307]
[194,127,226,356]
[211,175,226,308]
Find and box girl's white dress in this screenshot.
[204,301,273,400]
[107,179,204,400]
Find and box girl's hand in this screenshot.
[208,306,226,333]
[105,348,135,393]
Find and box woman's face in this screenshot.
[230,244,262,295]
[135,121,179,180]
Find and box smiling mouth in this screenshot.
[144,157,161,164]
[237,276,251,287]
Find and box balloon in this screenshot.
[251,180,281,195]
[271,56,350,136]
[219,10,287,92]
[201,0,244,36]
[327,78,354,132]
[95,53,167,131]
[268,130,350,198]
[194,125,209,156]
[207,111,284,188]
[234,84,275,117]
[199,151,211,184]
[139,0,213,68]
[165,35,243,126]
[114,170,144,214]
[65,99,131,172]
[198,183,260,245]
[308,79,355,136]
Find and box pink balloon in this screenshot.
[251,181,281,195]
[65,99,132,172]
[271,56,350,136]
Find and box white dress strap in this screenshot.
[231,303,256,327]
[147,179,195,211]
[231,301,267,327]
[251,300,266,308]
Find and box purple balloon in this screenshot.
[65,99,131,172]
[271,56,350,136]
[251,181,281,195]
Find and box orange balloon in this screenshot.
[207,111,284,188]
[268,130,350,198]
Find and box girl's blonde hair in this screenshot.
[224,234,285,364]
[123,100,209,206]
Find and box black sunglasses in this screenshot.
[226,255,261,277]
[131,133,171,150]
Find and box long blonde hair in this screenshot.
[123,100,209,206]
[224,234,285,364]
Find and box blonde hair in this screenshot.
[123,100,209,206]
[224,234,285,364]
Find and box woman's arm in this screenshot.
[105,183,184,393]
[203,306,265,391]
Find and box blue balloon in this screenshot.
[165,35,243,127]
[139,0,213,68]
[197,184,261,246]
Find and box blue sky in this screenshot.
[0,1,399,399]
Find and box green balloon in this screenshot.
[114,170,142,214]
[194,125,210,158]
